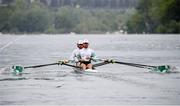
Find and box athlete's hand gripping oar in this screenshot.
[12,61,81,73]
[106,59,171,73]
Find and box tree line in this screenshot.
[0,0,132,34]
[0,0,179,34]
[41,0,138,9]
[127,0,180,33]
[1,0,138,9]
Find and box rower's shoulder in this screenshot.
[86,48,94,51]
[79,48,94,52]
[73,48,80,52]
[89,48,95,52]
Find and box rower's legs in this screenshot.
[80,63,93,70]
[80,64,87,70]
[87,64,93,69]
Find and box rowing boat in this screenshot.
[73,67,98,73]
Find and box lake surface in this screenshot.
[0,34,180,105]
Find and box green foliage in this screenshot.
[9,0,53,33]
[0,0,130,34]
[0,7,13,33]
[127,12,145,33]
[156,20,180,33]
[127,0,180,33]
[54,6,81,33]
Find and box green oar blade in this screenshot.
[150,65,171,73]
[12,66,24,73]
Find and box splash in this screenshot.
[0,67,12,74]
[0,66,24,76]
[150,65,179,73]
[12,66,24,73]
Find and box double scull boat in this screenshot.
[12,59,172,74]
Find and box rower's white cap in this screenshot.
[83,39,89,43]
[77,40,83,44]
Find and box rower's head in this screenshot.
[77,40,83,49]
[83,39,89,48]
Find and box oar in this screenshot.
[93,61,110,67]
[61,63,81,69]
[12,61,81,73]
[106,60,171,73]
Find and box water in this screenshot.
[0,34,180,105]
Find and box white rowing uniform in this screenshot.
[78,48,99,62]
[69,48,81,63]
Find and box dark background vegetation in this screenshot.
[0,0,179,34]
[127,0,180,34]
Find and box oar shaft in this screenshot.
[24,62,81,69]
[114,61,155,68]
[62,63,81,69]
[24,63,58,69]
[121,63,149,68]
[93,62,110,67]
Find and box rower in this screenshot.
[78,39,98,70]
[63,40,84,64]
